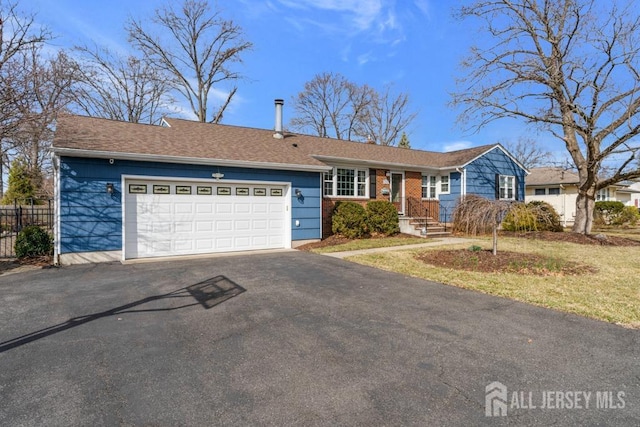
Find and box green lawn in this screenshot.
[344,236,640,328]
[310,236,429,253]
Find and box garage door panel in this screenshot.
[235,203,251,214]
[125,180,288,259]
[195,221,213,232]
[174,222,194,233]
[253,203,268,214]
[216,220,233,231]
[252,220,268,230]
[196,203,213,214]
[216,203,233,214]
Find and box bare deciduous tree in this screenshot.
[360,84,417,146]
[290,72,417,146]
[8,47,78,198]
[0,1,51,196]
[127,0,252,123]
[502,137,553,169]
[72,45,172,124]
[290,72,373,140]
[453,0,640,234]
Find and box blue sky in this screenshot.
[27,0,561,156]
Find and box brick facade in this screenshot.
[322,168,438,238]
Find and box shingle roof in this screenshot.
[526,167,580,186]
[52,114,502,171]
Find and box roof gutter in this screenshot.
[51,147,332,173]
[311,155,459,172]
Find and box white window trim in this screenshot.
[421,174,437,199]
[499,174,516,200]
[440,174,451,195]
[324,166,369,198]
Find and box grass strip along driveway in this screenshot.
[319,235,640,328]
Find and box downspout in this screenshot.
[52,153,61,265]
[456,167,466,197]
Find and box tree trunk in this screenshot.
[572,187,596,234]
[492,223,498,256]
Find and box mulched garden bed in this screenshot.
[499,230,640,246]
[0,256,53,275]
[416,249,596,276]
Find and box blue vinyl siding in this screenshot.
[465,148,525,201]
[438,172,461,223]
[59,157,321,254]
[436,148,526,222]
[465,148,526,201]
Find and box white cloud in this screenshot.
[357,51,374,65]
[443,140,473,152]
[277,0,382,32]
[413,0,431,19]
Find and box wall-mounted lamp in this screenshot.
[212,172,224,180]
[106,183,114,194]
[295,189,303,198]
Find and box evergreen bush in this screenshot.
[15,226,53,258]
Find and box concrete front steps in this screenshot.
[399,217,452,238]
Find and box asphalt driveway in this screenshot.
[0,251,638,426]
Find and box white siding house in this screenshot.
[525,167,640,226]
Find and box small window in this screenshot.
[499,175,515,200]
[357,170,367,197]
[175,186,192,195]
[270,188,283,197]
[153,185,170,194]
[323,171,334,196]
[548,187,560,195]
[422,175,437,199]
[534,188,546,195]
[197,186,212,195]
[236,187,249,196]
[440,175,450,194]
[217,187,231,195]
[254,188,267,196]
[596,188,610,201]
[129,184,147,194]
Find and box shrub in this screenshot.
[502,201,563,232]
[613,206,640,227]
[527,201,564,232]
[366,200,399,236]
[452,195,508,235]
[332,201,367,238]
[15,225,53,258]
[502,202,536,232]
[595,201,625,225]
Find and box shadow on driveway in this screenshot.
[0,275,245,353]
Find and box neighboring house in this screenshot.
[525,167,640,226]
[51,101,527,265]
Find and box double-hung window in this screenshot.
[422,175,437,199]
[323,171,334,196]
[499,175,516,200]
[440,175,450,194]
[325,167,367,197]
[596,188,610,201]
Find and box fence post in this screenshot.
[16,201,22,233]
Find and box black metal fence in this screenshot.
[0,199,53,258]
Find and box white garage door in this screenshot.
[124,179,289,259]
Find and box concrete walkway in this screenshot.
[323,237,477,259]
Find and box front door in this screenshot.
[390,172,404,214]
